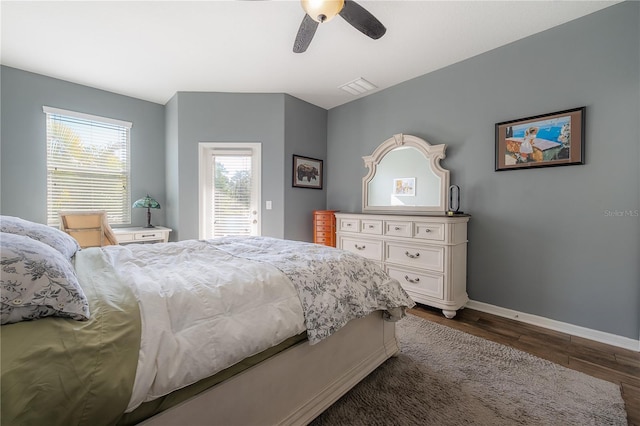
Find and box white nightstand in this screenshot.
[113,226,172,245]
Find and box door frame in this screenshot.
[198,142,262,239]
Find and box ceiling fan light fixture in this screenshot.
[293,0,385,54]
[302,0,345,23]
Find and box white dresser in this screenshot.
[335,212,469,318]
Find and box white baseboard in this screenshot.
[466,300,639,352]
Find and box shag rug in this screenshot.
[311,314,627,426]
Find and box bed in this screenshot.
[0,215,415,425]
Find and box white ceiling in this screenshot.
[1,1,619,110]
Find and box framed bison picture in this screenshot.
[293,155,323,189]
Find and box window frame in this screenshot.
[43,106,133,227]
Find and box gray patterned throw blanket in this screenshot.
[207,236,416,344]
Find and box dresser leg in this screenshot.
[442,309,457,319]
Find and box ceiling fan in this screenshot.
[293,0,386,53]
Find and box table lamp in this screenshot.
[132,194,160,228]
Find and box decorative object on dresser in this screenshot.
[132,194,161,228]
[446,184,463,216]
[112,226,171,245]
[292,155,323,189]
[313,210,338,247]
[495,106,585,171]
[341,133,470,318]
[335,212,469,318]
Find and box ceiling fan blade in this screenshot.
[339,0,386,40]
[293,14,319,53]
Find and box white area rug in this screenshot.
[311,314,627,425]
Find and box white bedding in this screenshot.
[76,237,414,412]
[87,240,305,411]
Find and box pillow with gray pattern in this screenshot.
[0,232,90,325]
[0,215,80,259]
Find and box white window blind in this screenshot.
[44,106,132,226]
[212,154,253,236]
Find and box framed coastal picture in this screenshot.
[392,178,415,196]
[495,107,585,171]
[292,155,323,189]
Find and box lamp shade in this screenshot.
[133,194,160,228]
[132,194,160,210]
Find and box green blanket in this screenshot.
[1,248,141,426]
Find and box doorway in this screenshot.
[199,142,261,239]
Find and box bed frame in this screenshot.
[142,311,399,425]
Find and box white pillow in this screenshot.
[0,232,90,325]
[0,215,80,259]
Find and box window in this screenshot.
[44,106,132,226]
[199,143,261,238]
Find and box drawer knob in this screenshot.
[394,226,401,231]
[424,229,431,233]
[141,234,156,238]
[346,223,352,227]
[354,244,366,250]
[368,225,374,229]
[405,251,420,259]
[404,275,420,284]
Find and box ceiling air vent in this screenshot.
[338,77,377,95]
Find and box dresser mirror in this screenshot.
[362,134,450,213]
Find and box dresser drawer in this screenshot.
[339,218,360,232]
[339,236,382,261]
[385,242,444,272]
[361,219,382,235]
[313,220,335,228]
[134,230,166,241]
[315,237,335,246]
[314,230,333,238]
[116,233,134,242]
[387,265,444,300]
[414,222,445,241]
[384,221,412,237]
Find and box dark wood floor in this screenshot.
[408,304,640,426]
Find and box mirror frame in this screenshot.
[362,133,450,213]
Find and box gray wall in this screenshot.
[284,95,328,242]
[326,2,639,340]
[166,92,285,241]
[0,66,166,227]
[165,92,327,242]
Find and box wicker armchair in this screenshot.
[58,210,118,248]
